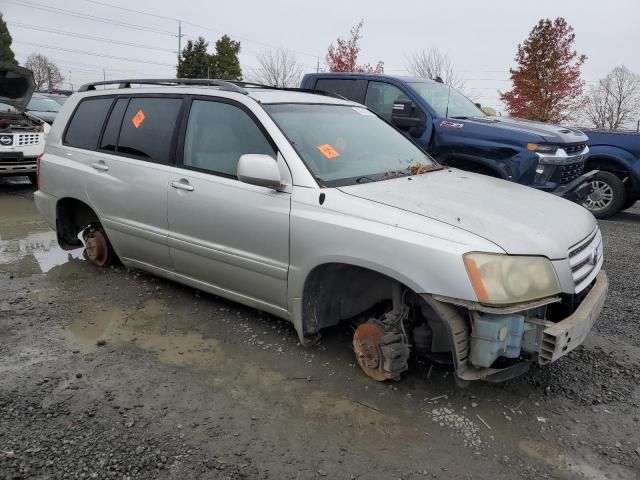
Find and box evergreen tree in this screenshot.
[0,13,17,65]
[177,37,210,78]
[211,35,242,80]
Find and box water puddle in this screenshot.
[0,192,83,275]
[63,299,224,368]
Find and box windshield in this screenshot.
[27,96,61,113]
[265,104,438,187]
[409,82,485,118]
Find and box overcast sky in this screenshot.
[4,0,640,112]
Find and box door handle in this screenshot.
[91,161,109,171]
[170,179,194,191]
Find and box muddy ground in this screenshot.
[0,177,639,480]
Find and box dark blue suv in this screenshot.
[301,73,594,205]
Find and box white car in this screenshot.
[0,65,49,184]
[34,78,607,384]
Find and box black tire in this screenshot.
[621,196,637,211]
[27,173,37,185]
[582,171,626,219]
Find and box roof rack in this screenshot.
[230,81,347,100]
[78,78,247,93]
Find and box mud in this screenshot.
[1,178,639,479]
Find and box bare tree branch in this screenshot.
[24,53,65,91]
[247,49,303,88]
[583,65,640,130]
[405,47,465,91]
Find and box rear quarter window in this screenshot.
[64,98,114,150]
[116,97,182,163]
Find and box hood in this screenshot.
[338,169,597,259]
[0,64,35,112]
[456,116,588,145]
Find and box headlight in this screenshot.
[463,253,561,305]
[527,143,558,154]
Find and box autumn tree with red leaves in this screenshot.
[500,18,587,123]
[326,20,384,73]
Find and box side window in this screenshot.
[364,81,407,121]
[64,98,113,149]
[314,79,366,103]
[183,100,275,178]
[100,98,128,152]
[117,97,182,163]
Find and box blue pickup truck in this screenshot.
[580,130,640,217]
[300,73,596,210]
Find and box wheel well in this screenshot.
[301,263,401,338]
[586,157,630,179]
[55,198,100,250]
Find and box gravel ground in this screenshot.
[1,180,639,480]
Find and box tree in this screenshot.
[24,54,64,91]
[583,66,640,130]
[177,37,210,78]
[249,49,302,87]
[406,47,465,90]
[211,35,242,81]
[500,18,587,123]
[326,20,383,73]
[0,14,17,65]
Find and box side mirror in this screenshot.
[237,154,282,189]
[391,98,424,129]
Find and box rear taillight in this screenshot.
[36,154,43,189]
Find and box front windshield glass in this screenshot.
[265,104,438,187]
[27,96,61,113]
[409,82,485,118]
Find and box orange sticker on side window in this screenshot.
[131,109,146,129]
[317,143,340,160]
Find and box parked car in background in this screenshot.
[26,92,61,124]
[580,129,640,218]
[43,92,70,106]
[0,64,48,184]
[301,73,595,204]
[35,78,607,384]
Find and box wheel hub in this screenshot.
[584,180,613,210]
[84,228,109,266]
[353,321,410,381]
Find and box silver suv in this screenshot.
[35,79,608,383]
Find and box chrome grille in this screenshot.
[564,144,587,155]
[568,228,603,293]
[15,133,42,146]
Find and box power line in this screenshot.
[71,0,320,59]
[6,0,177,36]
[14,41,175,67]
[9,22,175,53]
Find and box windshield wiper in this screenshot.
[355,176,376,184]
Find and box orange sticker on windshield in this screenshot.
[131,109,146,129]
[317,143,340,160]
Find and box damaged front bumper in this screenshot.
[538,270,608,364]
[426,271,608,383]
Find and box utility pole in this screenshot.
[177,20,184,76]
[316,57,320,73]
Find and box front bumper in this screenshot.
[538,270,608,364]
[551,170,597,204]
[0,152,37,175]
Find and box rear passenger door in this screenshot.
[166,97,291,314]
[79,95,184,270]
